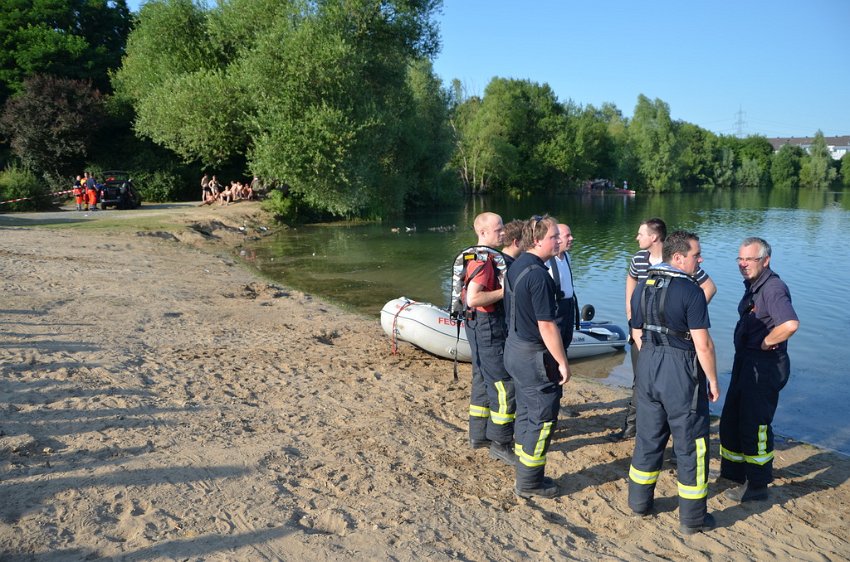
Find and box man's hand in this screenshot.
[707,379,721,403]
[558,363,571,385]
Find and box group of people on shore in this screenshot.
[72,172,100,211]
[457,212,799,535]
[200,174,259,206]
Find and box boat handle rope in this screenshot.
[390,299,416,355]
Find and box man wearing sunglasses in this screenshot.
[503,215,571,498]
[720,237,799,503]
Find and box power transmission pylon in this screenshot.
[734,106,747,137]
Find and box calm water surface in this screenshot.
[245,189,850,455]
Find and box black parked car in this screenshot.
[99,171,142,210]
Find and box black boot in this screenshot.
[608,412,636,442]
[489,441,516,466]
[514,476,559,499]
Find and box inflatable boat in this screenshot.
[380,297,627,362]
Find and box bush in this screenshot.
[261,189,297,223]
[131,169,184,202]
[0,164,47,211]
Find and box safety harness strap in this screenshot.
[505,263,543,333]
[639,268,698,346]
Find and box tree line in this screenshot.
[1,0,848,218]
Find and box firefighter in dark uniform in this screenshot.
[504,215,571,499]
[628,230,721,534]
[462,212,516,466]
[720,237,799,503]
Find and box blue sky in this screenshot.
[126,0,849,138]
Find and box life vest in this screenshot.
[448,246,507,319]
[447,245,507,381]
[639,265,699,346]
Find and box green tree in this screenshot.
[712,146,736,188]
[799,130,837,188]
[736,157,762,187]
[627,95,683,192]
[449,77,569,193]
[737,135,774,186]
[600,103,639,187]
[112,0,239,167]
[448,90,490,192]
[0,0,132,106]
[400,59,456,208]
[677,122,717,188]
[770,144,803,189]
[449,86,516,193]
[0,74,105,181]
[841,152,850,187]
[114,0,443,217]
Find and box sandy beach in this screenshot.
[1,202,849,561]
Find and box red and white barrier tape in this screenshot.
[0,189,74,205]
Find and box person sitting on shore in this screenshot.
[218,183,233,206]
[200,187,217,206]
[230,181,243,202]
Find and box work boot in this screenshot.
[469,438,491,450]
[724,483,769,503]
[489,441,516,466]
[607,424,636,442]
[680,513,716,535]
[514,476,559,499]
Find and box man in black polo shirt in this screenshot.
[720,237,799,503]
[504,215,571,499]
[628,230,720,534]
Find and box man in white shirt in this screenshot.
[548,223,577,353]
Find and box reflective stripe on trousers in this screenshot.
[489,381,516,425]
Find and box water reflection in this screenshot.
[247,188,850,455]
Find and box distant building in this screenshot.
[767,135,850,160]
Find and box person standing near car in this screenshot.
[85,172,99,211]
[73,175,84,211]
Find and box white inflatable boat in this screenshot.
[380,297,627,362]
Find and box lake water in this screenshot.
[244,189,850,456]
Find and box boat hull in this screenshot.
[380,297,627,362]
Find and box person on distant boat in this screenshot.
[627,230,720,534]
[720,237,799,504]
[461,212,515,467]
[503,215,570,499]
[611,217,716,442]
[501,219,525,267]
[548,222,579,355]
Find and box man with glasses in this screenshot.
[628,230,720,534]
[720,237,799,503]
[503,215,571,498]
[548,223,579,355]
